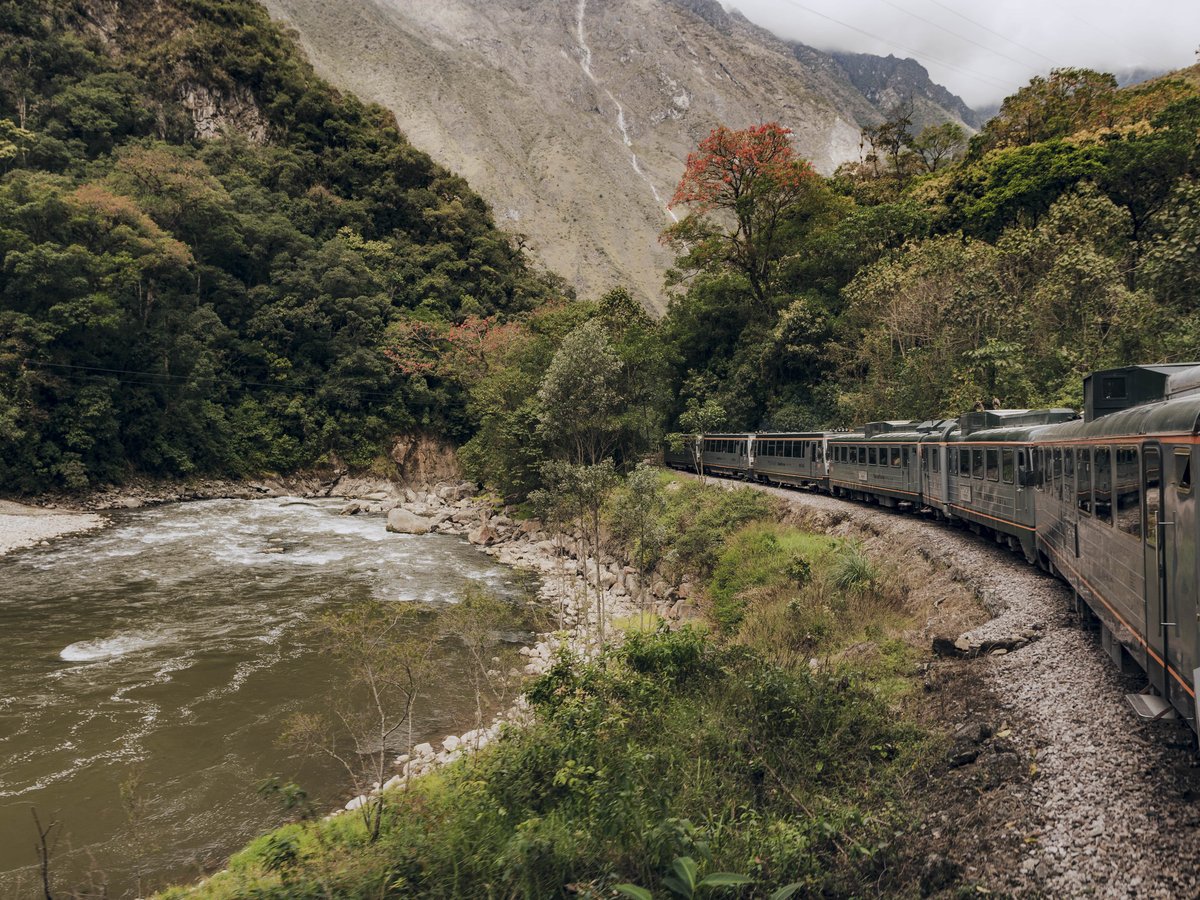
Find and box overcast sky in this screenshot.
[724,0,1200,109]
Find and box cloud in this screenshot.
[725,0,1200,108]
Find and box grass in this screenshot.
[160,630,929,899]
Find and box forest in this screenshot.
[3,1,1199,505]
[0,0,554,493]
[659,67,1200,432]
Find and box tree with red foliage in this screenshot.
[663,122,816,307]
[385,315,522,384]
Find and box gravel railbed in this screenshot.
[706,476,1200,898]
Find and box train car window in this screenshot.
[1175,449,1192,495]
[1116,447,1141,538]
[1035,449,1044,490]
[921,448,928,472]
[1002,449,1014,484]
[860,446,868,463]
[1101,376,1127,400]
[1052,448,1062,496]
[986,448,1000,481]
[868,447,878,466]
[1145,447,1160,545]
[1076,449,1092,515]
[1094,447,1113,524]
[902,447,910,467]
[933,448,941,474]
[960,448,971,478]
[971,448,983,479]
[849,447,858,464]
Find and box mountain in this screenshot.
[828,51,982,130]
[258,0,977,311]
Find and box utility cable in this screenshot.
[922,0,1059,66]
[776,0,1015,92]
[875,0,1047,72]
[14,358,405,402]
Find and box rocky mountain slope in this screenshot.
[260,0,977,310]
[830,51,982,130]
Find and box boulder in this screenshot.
[412,742,434,758]
[387,507,431,535]
[442,734,461,753]
[469,523,499,545]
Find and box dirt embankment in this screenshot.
[706,477,1200,898]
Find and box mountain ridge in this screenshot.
[260,0,978,311]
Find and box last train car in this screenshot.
[1031,364,1200,728]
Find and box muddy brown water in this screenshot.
[0,498,535,897]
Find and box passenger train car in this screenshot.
[666,364,1200,736]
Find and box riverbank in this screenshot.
[0,500,106,557]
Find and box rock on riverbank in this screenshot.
[0,501,105,558]
[336,492,694,813]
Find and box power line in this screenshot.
[922,0,1059,67]
[875,0,1046,72]
[776,0,1015,92]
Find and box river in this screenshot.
[0,497,534,897]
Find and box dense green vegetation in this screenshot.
[161,478,935,898]
[663,66,1200,428]
[0,0,553,493]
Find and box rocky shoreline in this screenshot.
[0,500,107,557]
[331,481,694,812]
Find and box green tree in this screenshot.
[910,121,966,173]
[537,318,624,466]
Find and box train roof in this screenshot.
[1034,390,1200,441]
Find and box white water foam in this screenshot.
[60,632,166,662]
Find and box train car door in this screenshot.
[1143,444,1169,695]
[1163,445,1197,714]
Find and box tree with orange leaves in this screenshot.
[663,122,816,307]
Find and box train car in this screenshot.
[748,432,828,489]
[917,420,958,516]
[828,422,922,507]
[699,433,753,479]
[944,409,1076,562]
[1029,365,1200,727]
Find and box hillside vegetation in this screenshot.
[0,0,553,493]
[662,66,1200,429]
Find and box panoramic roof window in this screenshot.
[1101,376,1127,400]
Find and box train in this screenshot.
[665,364,1200,736]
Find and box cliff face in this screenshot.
[260,0,975,311]
[830,51,982,131]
